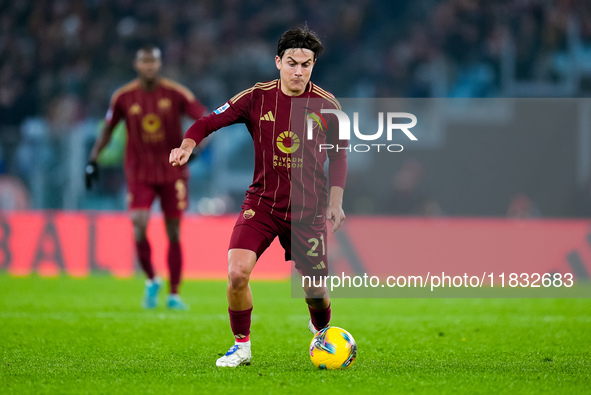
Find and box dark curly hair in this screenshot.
[277,26,323,60]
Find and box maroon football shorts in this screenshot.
[229,206,329,276]
[127,178,188,218]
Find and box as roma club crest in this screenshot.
[243,209,255,219]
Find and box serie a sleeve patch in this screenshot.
[213,102,230,115]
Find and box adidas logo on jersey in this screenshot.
[312,261,326,270]
[260,111,275,121]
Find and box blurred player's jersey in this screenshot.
[106,78,206,184]
[185,79,347,223]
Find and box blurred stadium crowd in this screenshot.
[1,0,591,214]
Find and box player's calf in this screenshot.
[303,281,332,334]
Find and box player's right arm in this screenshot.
[86,91,124,189]
[170,88,252,167]
[88,123,115,163]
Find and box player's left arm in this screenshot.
[327,186,345,233]
[326,101,348,233]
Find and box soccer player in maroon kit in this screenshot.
[87,46,207,310]
[170,27,347,366]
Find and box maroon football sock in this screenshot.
[135,239,154,280]
[229,306,253,341]
[167,241,182,294]
[309,303,331,330]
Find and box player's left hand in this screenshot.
[327,204,346,233]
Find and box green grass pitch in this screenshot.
[1,275,590,394]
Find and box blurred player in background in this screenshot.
[170,27,347,366]
[87,45,207,310]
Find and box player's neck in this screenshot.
[140,77,160,92]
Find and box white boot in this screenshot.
[216,341,251,367]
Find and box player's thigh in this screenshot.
[128,181,156,211]
[158,178,188,218]
[283,222,329,297]
[229,207,281,260]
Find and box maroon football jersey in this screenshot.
[185,79,348,223]
[106,78,206,184]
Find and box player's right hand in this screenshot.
[169,148,191,167]
[85,161,99,190]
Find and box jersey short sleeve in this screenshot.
[105,92,125,128]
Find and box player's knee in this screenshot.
[133,225,147,241]
[166,227,180,242]
[228,266,250,290]
[304,285,328,300]
[165,218,180,242]
[227,249,256,290]
[131,211,149,240]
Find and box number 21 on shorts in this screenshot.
[307,235,325,257]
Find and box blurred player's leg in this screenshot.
[132,209,154,278]
[160,179,188,310]
[216,248,257,367]
[164,216,187,310]
[131,209,161,309]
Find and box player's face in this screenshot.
[275,48,315,96]
[134,49,161,81]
